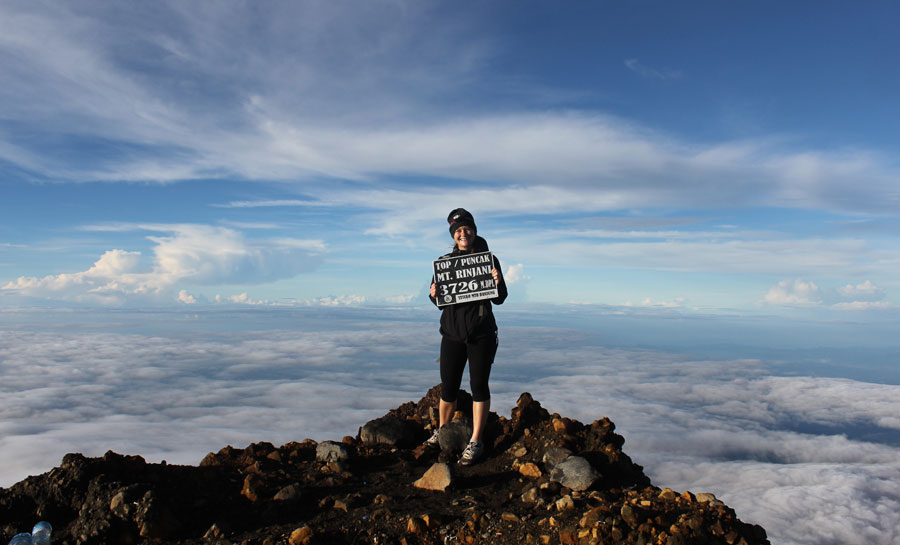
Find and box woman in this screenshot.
[427,208,508,465]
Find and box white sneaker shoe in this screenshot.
[459,440,484,466]
[423,427,441,449]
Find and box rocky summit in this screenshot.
[0,386,769,545]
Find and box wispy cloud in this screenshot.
[213,199,327,208]
[624,58,683,80]
[1,2,898,219]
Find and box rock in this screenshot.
[552,418,568,433]
[696,492,718,503]
[438,418,473,453]
[0,389,771,545]
[407,517,427,534]
[413,463,453,492]
[359,415,413,447]
[521,487,540,503]
[373,494,390,505]
[579,507,604,528]
[659,488,677,501]
[274,484,301,501]
[549,456,599,491]
[559,526,577,545]
[502,512,520,522]
[542,447,572,472]
[620,504,638,527]
[241,474,262,502]
[316,440,351,462]
[289,526,313,545]
[203,523,226,540]
[556,494,575,512]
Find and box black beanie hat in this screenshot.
[447,208,477,235]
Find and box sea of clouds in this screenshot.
[1,306,898,545]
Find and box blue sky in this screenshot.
[1,1,899,316]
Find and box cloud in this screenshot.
[309,295,367,306]
[624,58,683,80]
[504,263,530,285]
[2,224,325,304]
[177,290,196,304]
[837,280,884,301]
[0,2,898,219]
[624,297,685,308]
[764,278,822,305]
[1,306,899,545]
[832,301,893,311]
[213,199,327,208]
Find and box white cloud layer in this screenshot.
[1,307,898,545]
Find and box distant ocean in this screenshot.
[1,304,898,545]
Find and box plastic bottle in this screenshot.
[7,533,31,545]
[31,523,51,545]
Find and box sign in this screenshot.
[433,251,499,307]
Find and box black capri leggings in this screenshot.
[440,333,498,403]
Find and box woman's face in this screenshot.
[453,225,474,251]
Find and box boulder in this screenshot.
[413,463,453,492]
[316,441,351,462]
[549,456,599,491]
[437,418,473,453]
[359,415,413,447]
[542,446,572,472]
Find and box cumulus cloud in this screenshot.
[764,278,822,305]
[177,290,196,304]
[2,225,325,304]
[310,295,367,306]
[837,280,884,301]
[504,263,530,285]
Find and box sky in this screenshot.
[1,0,899,314]
[1,3,900,544]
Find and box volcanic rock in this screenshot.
[412,463,453,492]
[358,414,413,447]
[0,385,769,545]
[550,455,600,491]
[315,440,350,462]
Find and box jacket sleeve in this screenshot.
[492,255,508,305]
[428,273,440,307]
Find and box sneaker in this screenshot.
[424,427,441,449]
[459,440,484,466]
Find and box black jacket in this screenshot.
[429,236,508,342]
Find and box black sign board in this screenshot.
[433,251,499,307]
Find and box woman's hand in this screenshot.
[492,268,501,285]
[430,283,437,298]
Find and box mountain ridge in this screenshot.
[1,386,768,545]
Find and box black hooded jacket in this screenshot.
[429,236,508,342]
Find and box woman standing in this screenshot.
[427,208,508,465]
